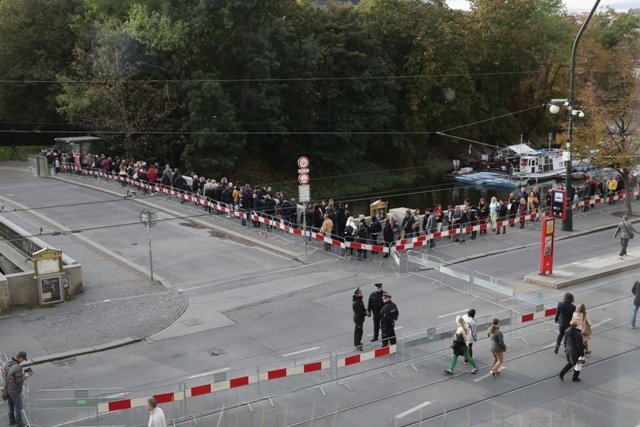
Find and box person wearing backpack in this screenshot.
[559,320,585,382]
[630,280,640,329]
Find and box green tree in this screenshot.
[0,0,81,144]
[57,5,187,162]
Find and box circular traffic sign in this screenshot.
[298,173,310,185]
[297,156,310,169]
[139,209,158,227]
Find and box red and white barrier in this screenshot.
[519,306,557,323]
[97,359,330,413]
[336,344,396,368]
[60,163,636,255]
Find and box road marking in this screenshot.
[474,366,506,382]
[366,326,404,337]
[188,367,230,380]
[395,401,432,419]
[592,317,613,329]
[438,309,468,318]
[282,347,321,357]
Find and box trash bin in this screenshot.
[49,165,57,176]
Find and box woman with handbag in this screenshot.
[572,304,592,355]
[488,318,506,378]
[444,316,478,375]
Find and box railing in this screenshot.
[55,162,618,257]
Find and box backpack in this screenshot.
[344,225,354,236]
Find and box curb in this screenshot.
[25,337,141,366]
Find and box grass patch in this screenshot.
[0,146,41,161]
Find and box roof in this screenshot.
[54,136,102,143]
[507,144,536,155]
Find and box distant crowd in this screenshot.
[44,149,629,256]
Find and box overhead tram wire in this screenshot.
[0,103,545,136]
[0,70,545,85]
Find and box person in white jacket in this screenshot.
[463,309,478,363]
[147,397,166,427]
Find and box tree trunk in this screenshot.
[624,171,633,216]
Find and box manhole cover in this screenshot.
[179,221,206,229]
[52,358,77,367]
[181,318,204,327]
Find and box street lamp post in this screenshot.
[558,0,601,232]
[139,209,158,284]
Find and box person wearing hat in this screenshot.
[380,293,399,347]
[367,283,385,341]
[559,319,585,382]
[352,288,367,351]
[2,351,30,427]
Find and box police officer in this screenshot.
[352,288,366,351]
[380,293,399,347]
[367,283,385,341]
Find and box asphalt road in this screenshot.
[2,166,640,427]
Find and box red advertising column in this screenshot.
[539,214,556,275]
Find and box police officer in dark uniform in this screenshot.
[352,288,366,351]
[380,293,399,347]
[367,283,385,341]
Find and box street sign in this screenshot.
[297,156,310,169]
[298,173,310,185]
[298,185,310,202]
[297,168,310,174]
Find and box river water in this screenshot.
[342,177,563,217]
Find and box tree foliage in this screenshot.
[0,0,636,179]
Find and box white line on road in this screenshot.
[592,317,613,329]
[438,309,468,318]
[282,347,321,357]
[395,401,432,419]
[188,367,230,380]
[366,326,404,337]
[474,367,506,382]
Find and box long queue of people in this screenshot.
[48,150,548,254]
[46,149,627,259]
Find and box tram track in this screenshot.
[284,303,634,427]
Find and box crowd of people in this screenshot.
[43,149,631,258]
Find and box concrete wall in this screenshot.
[0,275,8,314]
[6,271,39,306]
[0,216,83,312]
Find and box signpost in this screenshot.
[297,157,310,254]
[139,209,158,284]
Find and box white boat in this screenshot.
[508,144,568,181]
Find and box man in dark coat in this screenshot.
[554,292,576,353]
[352,288,367,351]
[496,200,509,235]
[383,219,394,258]
[367,283,385,341]
[380,293,399,347]
[401,210,415,238]
[559,319,585,382]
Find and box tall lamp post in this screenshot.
[550,0,601,232]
